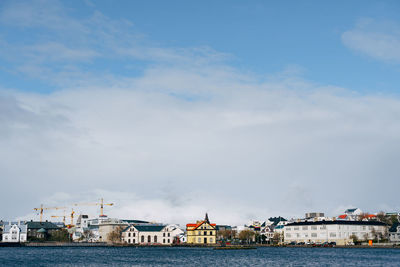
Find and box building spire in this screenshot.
[205,213,210,224]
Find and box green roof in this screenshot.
[26,221,59,230]
[37,228,47,233]
[123,225,166,232]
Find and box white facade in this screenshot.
[284,221,386,245]
[2,222,27,243]
[122,224,173,245]
[260,225,274,241]
[344,208,363,220]
[165,224,185,242]
[389,224,400,243]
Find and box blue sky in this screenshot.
[1,0,400,223]
[1,0,400,93]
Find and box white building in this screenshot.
[260,225,274,242]
[165,224,185,243]
[284,221,386,245]
[343,208,363,220]
[121,224,173,245]
[2,222,27,243]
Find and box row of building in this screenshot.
[1,208,400,246]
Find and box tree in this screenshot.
[390,215,399,226]
[349,234,358,245]
[107,226,124,243]
[49,229,70,242]
[357,212,371,221]
[238,230,255,244]
[81,229,96,242]
[271,232,282,245]
[218,230,233,241]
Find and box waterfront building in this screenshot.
[26,221,60,240]
[98,218,128,243]
[284,220,386,245]
[165,224,185,243]
[1,222,27,242]
[260,225,274,243]
[389,222,400,244]
[121,224,173,245]
[186,213,216,244]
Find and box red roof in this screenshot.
[338,214,347,219]
[186,221,216,230]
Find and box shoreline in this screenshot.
[1,242,399,249]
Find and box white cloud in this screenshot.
[1,3,400,225]
[342,19,400,63]
[2,67,400,224]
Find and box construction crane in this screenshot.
[51,214,66,225]
[73,198,114,217]
[34,204,67,222]
[51,209,75,228]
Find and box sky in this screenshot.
[0,0,400,225]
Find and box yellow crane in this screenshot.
[73,198,114,217]
[51,214,66,225]
[51,209,75,227]
[34,204,67,222]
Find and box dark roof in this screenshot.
[26,221,60,230]
[345,208,357,213]
[268,217,287,226]
[123,219,149,224]
[123,225,166,232]
[286,220,386,227]
[389,222,399,233]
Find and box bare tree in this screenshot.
[107,226,124,243]
[357,212,371,221]
[82,229,95,242]
[271,232,282,245]
[238,230,255,244]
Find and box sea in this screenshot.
[1,246,400,266]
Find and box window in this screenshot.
[148,235,151,243]
[163,239,165,244]
[311,233,317,237]
[302,226,308,230]
[294,227,299,230]
[198,238,201,242]
[133,233,136,237]
[129,239,131,243]
[168,233,170,237]
[210,238,213,243]
[286,233,291,238]
[209,231,212,236]
[141,236,144,243]
[128,233,131,237]
[163,233,165,237]
[154,236,157,243]
[286,228,291,231]
[204,231,207,236]
[133,239,135,243]
[311,226,317,230]
[329,233,336,237]
[168,239,170,243]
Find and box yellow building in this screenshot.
[186,213,217,244]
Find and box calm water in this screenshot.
[0,246,400,266]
